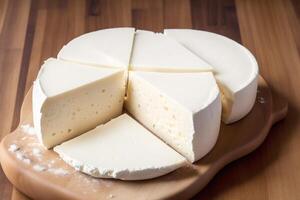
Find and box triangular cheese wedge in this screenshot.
[54,114,186,180]
[125,71,222,162]
[57,27,135,68]
[33,58,126,148]
[164,29,259,123]
[129,30,213,72]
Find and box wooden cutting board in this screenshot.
[0,76,287,200]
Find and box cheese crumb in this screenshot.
[20,124,36,135]
[48,168,68,176]
[16,152,31,164]
[257,97,265,104]
[23,158,31,165]
[33,165,47,172]
[8,144,20,152]
[32,148,42,157]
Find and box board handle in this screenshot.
[271,91,288,125]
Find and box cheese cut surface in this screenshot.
[54,114,187,180]
[33,58,126,149]
[129,30,213,72]
[164,29,259,123]
[125,71,222,162]
[57,27,135,68]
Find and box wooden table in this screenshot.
[0,0,299,199]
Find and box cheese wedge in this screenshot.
[125,71,222,162]
[33,58,126,148]
[54,114,187,180]
[130,30,213,72]
[57,27,135,69]
[164,29,259,123]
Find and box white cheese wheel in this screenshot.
[58,27,135,68]
[33,58,126,148]
[32,28,260,180]
[54,114,187,180]
[125,71,222,162]
[130,30,213,72]
[164,29,259,123]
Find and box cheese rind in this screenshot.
[57,27,135,68]
[33,58,126,148]
[125,71,222,162]
[164,29,259,123]
[130,30,213,72]
[54,114,187,180]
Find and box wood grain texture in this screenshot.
[0,1,31,199]
[191,0,241,42]
[0,0,298,199]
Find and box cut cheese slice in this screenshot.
[164,29,259,123]
[130,30,213,72]
[54,114,187,180]
[33,58,126,148]
[125,71,222,162]
[57,27,135,69]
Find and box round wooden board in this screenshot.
[0,76,287,200]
